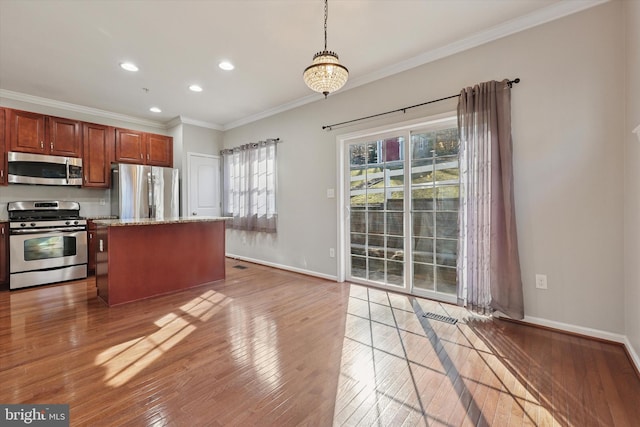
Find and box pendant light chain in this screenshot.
[324,0,328,51]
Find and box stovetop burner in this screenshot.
[8,200,83,222]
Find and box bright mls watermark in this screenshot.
[0,405,69,426]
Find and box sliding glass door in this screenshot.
[344,116,459,302]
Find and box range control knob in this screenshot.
[73,220,79,225]
[65,221,71,225]
[30,223,36,227]
[20,223,26,227]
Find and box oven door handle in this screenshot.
[10,227,87,235]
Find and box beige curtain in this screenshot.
[221,140,278,232]
[457,80,524,319]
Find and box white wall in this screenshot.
[223,2,627,335]
[624,0,640,364]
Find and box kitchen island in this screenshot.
[93,217,229,306]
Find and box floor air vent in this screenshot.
[233,265,248,270]
[422,312,458,325]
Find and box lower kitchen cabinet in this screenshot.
[88,220,97,275]
[0,222,8,288]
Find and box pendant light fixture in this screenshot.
[303,0,348,98]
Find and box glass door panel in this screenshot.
[348,136,406,290]
[410,127,459,299]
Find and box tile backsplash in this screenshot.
[0,184,111,220]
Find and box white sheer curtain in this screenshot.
[221,139,277,232]
[457,80,524,319]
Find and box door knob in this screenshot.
[192,212,197,215]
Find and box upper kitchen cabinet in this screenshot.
[0,108,7,185]
[115,127,172,167]
[114,128,145,164]
[8,109,81,157]
[146,133,172,166]
[83,123,114,188]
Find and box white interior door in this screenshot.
[187,152,221,217]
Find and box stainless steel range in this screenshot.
[8,201,88,290]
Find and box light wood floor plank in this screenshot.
[1,259,639,426]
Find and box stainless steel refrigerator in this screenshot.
[111,163,180,219]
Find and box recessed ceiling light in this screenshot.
[120,62,139,72]
[219,61,234,71]
[189,84,203,92]
[149,107,162,113]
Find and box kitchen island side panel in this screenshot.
[98,221,226,306]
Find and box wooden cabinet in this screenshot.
[3,108,172,189]
[115,127,172,167]
[0,222,8,288]
[0,108,6,186]
[9,109,81,157]
[49,116,82,156]
[146,133,172,166]
[87,220,97,275]
[115,128,145,164]
[83,123,114,188]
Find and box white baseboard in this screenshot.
[225,253,338,282]
[523,315,627,343]
[524,315,640,373]
[624,336,640,374]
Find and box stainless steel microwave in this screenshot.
[7,151,83,186]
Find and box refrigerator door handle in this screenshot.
[148,172,154,218]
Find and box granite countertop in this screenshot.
[93,216,231,227]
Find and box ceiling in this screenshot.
[0,0,605,130]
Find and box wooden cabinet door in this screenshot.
[115,128,145,164]
[9,109,46,154]
[83,123,113,188]
[87,221,97,275]
[48,116,81,157]
[0,108,6,185]
[0,222,7,286]
[146,133,172,167]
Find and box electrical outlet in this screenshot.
[535,274,548,289]
[100,199,106,206]
[329,248,335,258]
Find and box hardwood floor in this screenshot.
[1,259,639,426]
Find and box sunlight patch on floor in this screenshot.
[94,290,230,387]
[333,284,559,426]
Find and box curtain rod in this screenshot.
[322,78,520,131]
[220,138,280,154]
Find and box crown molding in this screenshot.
[0,89,167,129]
[166,116,183,129]
[346,0,608,90]
[223,94,322,130]
[223,0,608,130]
[179,116,224,131]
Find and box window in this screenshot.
[221,140,277,232]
